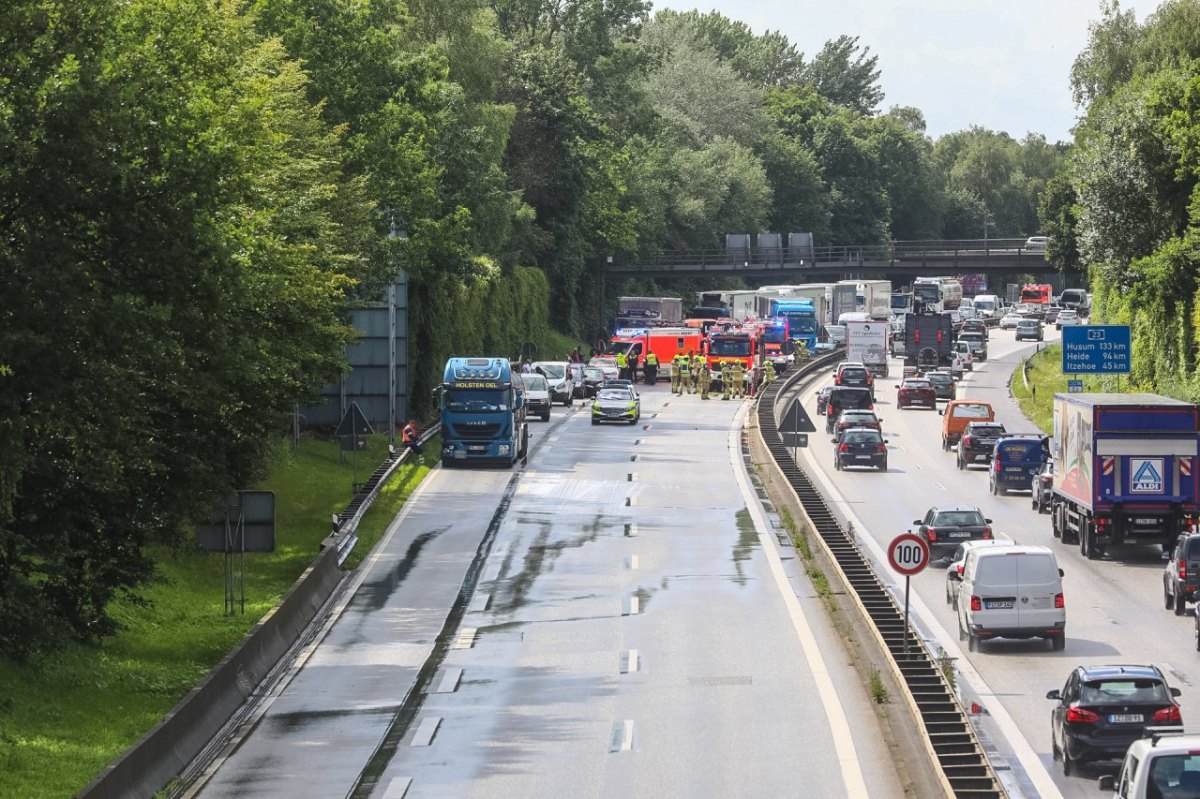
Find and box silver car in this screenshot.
[531,361,575,406]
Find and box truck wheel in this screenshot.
[1176,592,1188,616]
[1052,509,1061,539]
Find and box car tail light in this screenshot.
[914,329,920,344]
[1097,517,1111,530]
[936,329,943,344]
[876,444,886,453]
[1054,593,1064,609]
[983,526,993,540]
[970,595,981,611]
[956,564,964,576]
[1065,706,1100,723]
[1181,559,1189,580]
[838,444,849,453]
[926,527,938,542]
[962,436,972,447]
[1153,705,1182,723]
[866,375,873,385]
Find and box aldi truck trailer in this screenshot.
[1051,393,1200,559]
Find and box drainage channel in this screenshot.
[757,362,1003,799]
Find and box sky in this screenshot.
[651,0,1165,142]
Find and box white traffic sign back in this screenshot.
[888,533,930,576]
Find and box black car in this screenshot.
[832,428,887,471]
[816,384,834,416]
[913,505,994,561]
[925,370,956,401]
[956,422,1007,470]
[825,386,874,433]
[960,318,989,340]
[579,366,605,398]
[1164,533,1200,615]
[1047,664,1182,776]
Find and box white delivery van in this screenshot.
[957,545,1064,652]
[972,294,1001,320]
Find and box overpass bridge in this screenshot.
[602,238,1067,283]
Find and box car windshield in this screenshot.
[933,510,985,526]
[903,380,931,388]
[1017,320,1037,327]
[1080,679,1170,705]
[926,373,951,384]
[597,389,631,402]
[969,424,1005,435]
[843,431,881,444]
[710,338,751,356]
[521,375,548,390]
[535,363,566,379]
[841,368,868,380]
[841,412,875,422]
[584,368,604,380]
[445,389,509,413]
[1147,754,1200,795]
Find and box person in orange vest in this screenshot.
[401,420,423,462]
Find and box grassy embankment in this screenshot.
[0,433,434,798]
[1009,342,1121,432]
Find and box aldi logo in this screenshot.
[1131,458,1165,493]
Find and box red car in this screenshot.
[897,378,937,409]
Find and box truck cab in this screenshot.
[439,357,529,467]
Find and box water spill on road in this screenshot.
[731,507,759,586]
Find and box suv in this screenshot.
[958,331,988,362]
[1100,730,1200,798]
[1015,318,1044,342]
[956,422,1007,470]
[945,538,1015,607]
[832,427,888,471]
[824,386,874,433]
[925,370,956,401]
[1163,533,1200,616]
[960,318,989,339]
[834,362,875,399]
[913,505,994,561]
[1048,665,1182,776]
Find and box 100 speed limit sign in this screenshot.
[888,533,930,576]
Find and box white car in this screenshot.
[531,361,575,406]
[999,311,1023,330]
[951,341,974,372]
[944,538,1015,609]
[520,374,552,421]
[1100,731,1200,798]
[1025,236,1049,252]
[1056,309,1081,329]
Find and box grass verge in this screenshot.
[0,434,431,799]
[779,507,837,614]
[1010,343,1114,434]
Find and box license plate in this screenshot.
[1109,714,1143,724]
[948,531,971,538]
[975,455,988,461]
[468,445,487,452]
[1005,467,1025,473]
[1134,518,1160,525]
[856,455,871,460]
[985,600,1014,609]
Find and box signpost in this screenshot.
[1062,325,1131,374]
[888,533,930,653]
[780,398,816,464]
[1067,379,1083,393]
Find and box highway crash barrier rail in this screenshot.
[79,424,440,799]
[752,355,1005,799]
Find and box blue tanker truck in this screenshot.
[438,357,529,467]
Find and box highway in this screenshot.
[787,324,1197,798]
[184,378,911,797]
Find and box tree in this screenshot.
[802,35,884,115]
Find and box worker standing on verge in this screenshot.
[645,351,659,384]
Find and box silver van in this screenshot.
[957,545,1065,651]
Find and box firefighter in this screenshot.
[699,363,711,399]
[644,351,659,384]
[721,361,732,400]
[731,362,744,399]
[671,354,683,393]
[690,352,704,393]
[615,350,628,381]
[764,360,777,385]
[677,351,693,394]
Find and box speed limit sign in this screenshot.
[888,533,930,576]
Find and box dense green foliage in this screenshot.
[1053,0,1200,399]
[0,0,1075,658]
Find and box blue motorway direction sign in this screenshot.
[1062,325,1131,374]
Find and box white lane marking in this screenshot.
[382,777,412,798]
[453,627,477,649]
[1163,662,1192,687]
[1093,606,1118,625]
[624,523,637,538]
[621,649,640,674]
[625,496,637,506]
[433,667,463,694]
[410,716,442,747]
[796,439,1063,799]
[609,720,635,752]
[624,595,640,616]
[730,405,869,798]
[625,555,639,571]
[468,592,490,613]
[628,472,638,482]
[932,481,947,491]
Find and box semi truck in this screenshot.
[912,277,964,313]
[831,282,859,323]
[439,357,529,467]
[858,280,893,320]
[1051,393,1200,559]
[615,296,684,329]
[845,320,890,378]
[903,311,955,370]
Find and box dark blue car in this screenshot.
[989,435,1046,495]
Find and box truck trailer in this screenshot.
[903,311,955,370]
[439,357,529,467]
[1051,393,1200,559]
[845,320,890,378]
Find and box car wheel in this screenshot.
[1051,731,1062,762]
[942,437,949,451]
[1166,584,1175,610]
[566,395,573,407]
[542,412,551,422]
[1176,591,1187,616]
[1195,622,1200,652]
[591,419,599,426]
[990,478,998,496]
[834,457,841,471]
[879,459,887,472]
[956,455,964,470]
[967,632,979,653]
[629,416,638,425]
[1080,520,1091,559]
[957,616,966,641]
[1051,634,1065,652]
[1061,746,1074,777]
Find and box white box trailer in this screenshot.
[845,319,890,378]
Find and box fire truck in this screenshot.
[704,328,762,388]
[608,326,705,379]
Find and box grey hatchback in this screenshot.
[913,505,994,562]
[832,428,887,472]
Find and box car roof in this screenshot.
[930,504,984,513]
[1075,664,1165,681]
[954,539,1016,557]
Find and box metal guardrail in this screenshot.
[756,356,1005,798]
